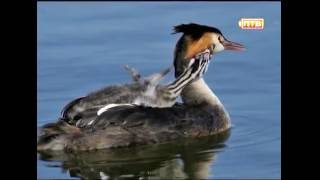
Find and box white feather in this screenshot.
[97,103,134,116]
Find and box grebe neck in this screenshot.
[181,78,221,106]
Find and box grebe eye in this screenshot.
[218,36,224,43]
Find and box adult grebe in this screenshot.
[37,23,244,151]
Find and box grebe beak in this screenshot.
[222,39,246,51]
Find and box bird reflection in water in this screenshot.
[38,130,230,179]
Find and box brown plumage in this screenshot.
[173,24,220,60]
[184,32,215,59]
[173,24,220,77]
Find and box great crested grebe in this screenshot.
[37,23,245,151]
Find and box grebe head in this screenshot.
[173,23,245,77]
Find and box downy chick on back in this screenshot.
[120,49,211,107]
[76,49,212,127]
[59,49,212,127]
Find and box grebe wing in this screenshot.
[61,65,173,124]
[61,96,86,119]
[60,84,143,123]
[84,103,220,138]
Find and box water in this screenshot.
[37,2,281,179]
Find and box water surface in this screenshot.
[37,2,281,179]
